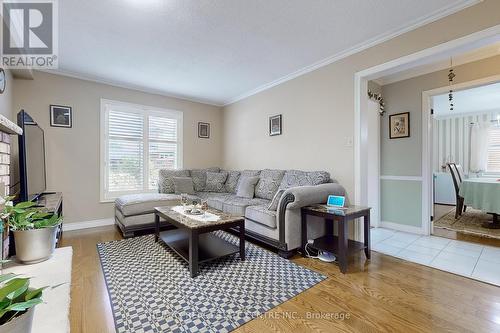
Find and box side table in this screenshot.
[301,205,371,273]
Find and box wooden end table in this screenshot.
[154,206,245,278]
[301,205,371,274]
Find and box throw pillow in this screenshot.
[158,169,190,193]
[224,171,240,193]
[236,176,260,198]
[190,167,220,191]
[173,177,195,194]
[268,189,285,211]
[255,169,285,200]
[205,172,228,192]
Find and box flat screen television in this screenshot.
[17,110,47,202]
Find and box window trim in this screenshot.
[100,98,183,202]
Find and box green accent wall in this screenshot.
[381,179,422,227]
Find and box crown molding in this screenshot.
[36,69,224,107]
[222,0,482,106]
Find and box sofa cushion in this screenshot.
[158,169,190,193]
[205,171,228,192]
[245,205,277,229]
[223,196,269,216]
[190,167,220,191]
[268,189,285,211]
[236,176,260,198]
[205,193,231,211]
[255,169,285,200]
[173,177,195,194]
[115,193,184,216]
[224,171,240,193]
[279,170,330,190]
[240,170,261,177]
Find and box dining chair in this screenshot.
[447,163,465,219]
[454,164,465,182]
[453,164,467,213]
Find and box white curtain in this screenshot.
[470,122,491,173]
[433,111,497,174]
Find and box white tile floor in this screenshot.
[371,228,500,286]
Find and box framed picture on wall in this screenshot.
[50,105,72,128]
[198,122,210,138]
[389,112,410,139]
[269,114,282,136]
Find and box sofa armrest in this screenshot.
[278,183,346,212]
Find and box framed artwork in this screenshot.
[389,112,410,139]
[198,122,210,138]
[269,114,282,136]
[50,105,72,128]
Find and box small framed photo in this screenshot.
[50,105,72,128]
[198,122,210,138]
[269,114,282,136]
[389,112,410,139]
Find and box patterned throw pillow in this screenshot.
[205,172,228,192]
[158,169,190,193]
[224,171,240,193]
[279,170,330,190]
[268,189,285,211]
[190,167,220,192]
[255,169,285,200]
[173,177,195,194]
[236,176,260,198]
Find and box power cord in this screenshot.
[305,240,336,263]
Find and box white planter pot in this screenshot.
[13,225,59,264]
[0,307,34,333]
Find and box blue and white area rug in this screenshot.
[97,231,325,333]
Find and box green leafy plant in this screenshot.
[0,273,44,325]
[0,197,62,231]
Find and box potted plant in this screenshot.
[0,273,44,333]
[1,198,62,264]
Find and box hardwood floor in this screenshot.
[61,225,500,333]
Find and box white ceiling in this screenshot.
[55,0,478,106]
[433,82,500,117]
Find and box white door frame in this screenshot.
[422,73,500,235]
[354,25,500,240]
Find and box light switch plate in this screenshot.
[345,136,353,147]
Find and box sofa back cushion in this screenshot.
[205,171,228,192]
[190,167,220,191]
[279,170,330,190]
[158,169,191,193]
[224,171,240,193]
[255,169,285,200]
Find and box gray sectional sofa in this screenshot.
[115,168,345,257]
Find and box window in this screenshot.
[100,99,183,201]
[487,125,500,173]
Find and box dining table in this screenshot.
[459,177,500,229]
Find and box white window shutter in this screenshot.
[107,110,144,192]
[102,100,182,200]
[487,126,500,172]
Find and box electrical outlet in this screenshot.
[307,239,314,244]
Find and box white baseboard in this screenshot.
[380,221,425,235]
[63,218,115,231]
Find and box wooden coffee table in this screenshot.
[154,206,245,277]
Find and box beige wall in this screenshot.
[222,0,500,200]
[381,54,500,176]
[0,70,14,120]
[13,71,223,223]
